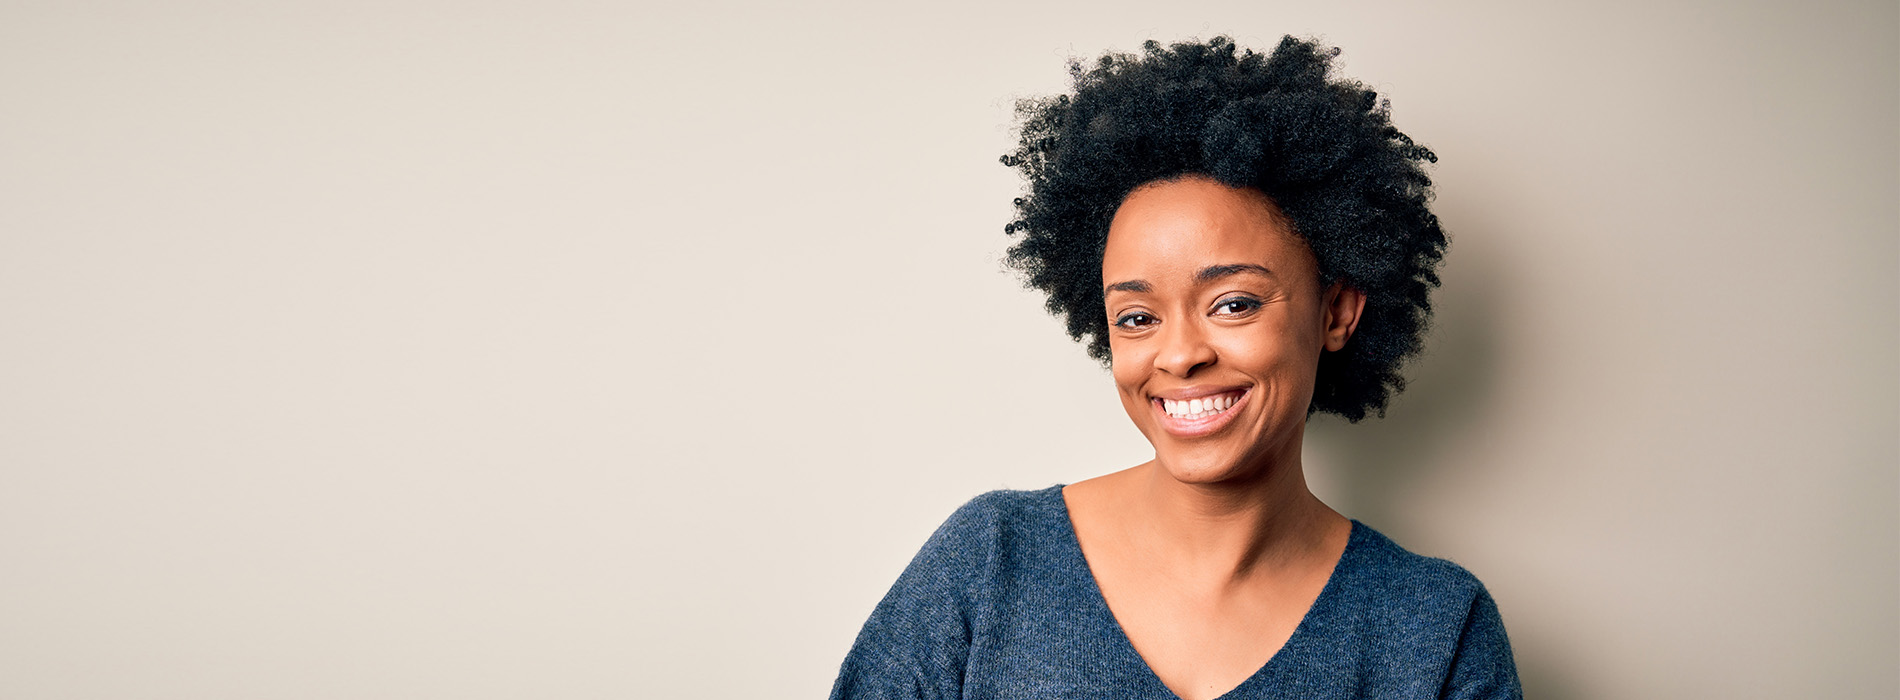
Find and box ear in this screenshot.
[1321,283,1367,352]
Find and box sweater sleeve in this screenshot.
[1438,589,1523,700]
[828,496,1003,700]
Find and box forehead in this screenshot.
[1102,177,1312,281]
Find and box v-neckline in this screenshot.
[1046,484,1360,700]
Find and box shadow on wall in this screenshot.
[1304,222,1582,700]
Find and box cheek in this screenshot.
[1107,343,1159,416]
[1219,323,1316,379]
[1109,350,1144,395]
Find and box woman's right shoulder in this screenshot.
[853,486,1068,628]
[942,486,1061,526]
[919,485,1066,556]
[830,487,1067,700]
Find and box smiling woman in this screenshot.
[829,36,1518,700]
[1101,179,1361,487]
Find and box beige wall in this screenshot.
[3,0,1894,697]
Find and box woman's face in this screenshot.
[1101,176,1364,485]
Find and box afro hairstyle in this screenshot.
[1000,35,1447,422]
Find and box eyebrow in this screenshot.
[1103,264,1273,296]
[1195,263,1274,283]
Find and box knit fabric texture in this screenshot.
[830,486,1521,699]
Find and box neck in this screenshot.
[1128,438,1342,582]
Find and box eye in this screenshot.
[1212,296,1261,318]
[1113,312,1157,330]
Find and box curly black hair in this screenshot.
[1001,35,1447,422]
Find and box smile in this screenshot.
[1159,392,1243,419]
[1150,389,1250,438]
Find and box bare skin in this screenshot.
[1064,176,1366,700]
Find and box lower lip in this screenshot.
[1152,390,1250,438]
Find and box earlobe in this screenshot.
[1322,284,1368,352]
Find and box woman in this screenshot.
[831,36,1519,700]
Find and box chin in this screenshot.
[1153,447,1262,486]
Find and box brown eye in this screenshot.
[1114,312,1157,329]
[1213,297,1261,317]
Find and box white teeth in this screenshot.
[1160,392,1241,419]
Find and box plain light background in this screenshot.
[3,0,1895,697]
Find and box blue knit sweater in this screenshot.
[830,486,1521,699]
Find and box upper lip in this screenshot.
[1148,385,1249,401]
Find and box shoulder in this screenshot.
[1308,522,1521,698]
[916,486,1067,570]
[938,486,1062,531]
[828,487,1070,699]
[1343,522,1490,601]
[1327,522,1502,638]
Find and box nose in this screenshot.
[1154,317,1216,378]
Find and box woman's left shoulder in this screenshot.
[1321,522,1522,699]
[1333,521,1501,619]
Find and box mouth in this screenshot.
[1150,388,1250,438]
